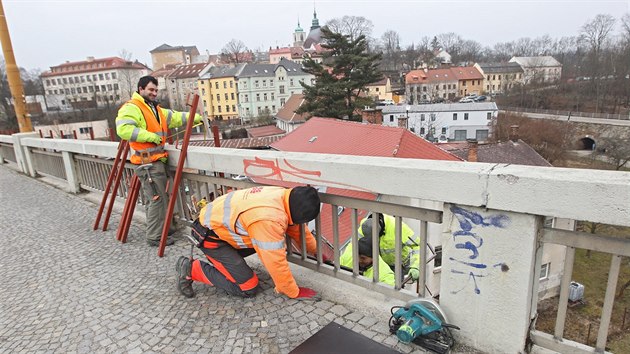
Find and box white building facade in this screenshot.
[381,102,498,142]
[41,56,150,110]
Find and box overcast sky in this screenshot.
[3,0,629,71]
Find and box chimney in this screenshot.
[509,125,519,142]
[86,56,95,62]
[467,139,478,162]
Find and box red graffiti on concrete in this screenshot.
[242,157,371,192]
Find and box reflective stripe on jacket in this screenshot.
[115,92,190,164]
[198,186,317,298]
[358,214,420,271]
[339,243,395,286]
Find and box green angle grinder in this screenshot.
[389,298,460,354]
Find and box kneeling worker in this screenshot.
[176,186,323,301]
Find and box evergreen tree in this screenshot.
[297,27,382,121]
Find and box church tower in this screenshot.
[293,19,305,47]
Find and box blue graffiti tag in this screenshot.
[449,206,510,295]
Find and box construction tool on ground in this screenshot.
[157,93,200,257]
[136,163,160,201]
[389,299,460,354]
[94,140,130,232]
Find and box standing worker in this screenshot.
[358,213,421,282]
[116,76,202,247]
[176,186,324,301]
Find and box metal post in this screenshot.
[0,0,31,132]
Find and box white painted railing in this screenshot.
[2,133,629,354]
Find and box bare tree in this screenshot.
[579,14,616,112]
[326,16,373,41]
[118,49,133,61]
[380,30,401,71]
[598,137,630,170]
[220,39,250,64]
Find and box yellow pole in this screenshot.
[0,0,31,132]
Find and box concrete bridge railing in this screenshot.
[1,132,629,354]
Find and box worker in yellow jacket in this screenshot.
[116,76,202,247]
[176,186,323,301]
[339,234,396,286]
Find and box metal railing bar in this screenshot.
[595,255,622,352]
[542,227,630,257]
[554,246,575,339]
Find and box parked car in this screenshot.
[432,97,445,103]
[459,97,474,103]
[473,95,487,102]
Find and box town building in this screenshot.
[198,64,245,121]
[149,44,201,70]
[474,62,524,94]
[41,56,151,110]
[405,68,459,104]
[509,56,562,83]
[164,63,208,111]
[381,102,498,142]
[366,77,393,102]
[274,94,308,133]
[237,59,313,122]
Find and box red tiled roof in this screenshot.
[451,66,484,80]
[246,125,285,138]
[367,76,389,87]
[188,135,282,149]
[423,68,458,82]
[269,47,292,55]
[167,63,207,79]
[439,140,552,166]
[270,117,461,161]
[150,64,177,78]
[405,70,428,84]
[275,94,308,123]
[41,57,149,77]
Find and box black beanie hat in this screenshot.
[358,235,374,257]
[289,186,321,224]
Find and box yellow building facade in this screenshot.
[198,65,244,121]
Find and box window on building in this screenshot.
[231,93,235,100]
[279,85,285,94]
[105,73,110,80]
[539,263,550,280]
[218,106,222,113]
[226,105,230,112]
[257,107,262,114]
[202,88,206,95]
[83,87,88,93]
[454,130,467,141]
[420,114,425,121]
[224,93,228,100]
[113,84,119,90]
[475,129,489,141]
[216,94,220,102]
[453,113,458,120]
[99,74,104,80]
[270,79,274,87]
[223,81,227,89]
[464,113,469,120]
[111,72,117,79]
[256,93,260,101]
[434,246,442,268]
[423,86,427,92]
[215,82,219,89]
[271,93,275,100]
[244,94,249,102]
[94,86,99,92]
[71,88,76,94]
[431,114,436,121]
[262,80,267,87]
[232,105,236,112]
[389,115,394,122]
[69,77,74,84]
[420,127,425,135]
[280,98,286,106]
[441,127,446,134]
[63,78,68,84]
[290,78,294,86]
[272,105,276,111]
[487,112,492,120]
[230,81,233,88]
[263,93,268,101]
[498,75,502,80]
[255,80,259,88]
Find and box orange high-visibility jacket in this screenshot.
[198,186,317,298]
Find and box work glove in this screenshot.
[407,268,419,281]
[146,133,162,144]
[193,113,203,125]
[294,287,322,301]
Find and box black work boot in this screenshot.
[147,238,175,247]
[176,256,195,298]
